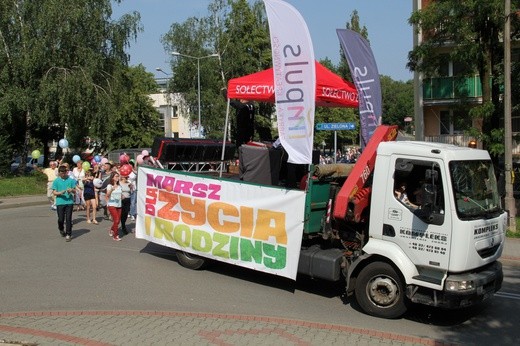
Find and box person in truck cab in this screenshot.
[394,181,419,209]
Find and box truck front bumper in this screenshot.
[408,261,503,308]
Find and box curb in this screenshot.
[0,200,48,210]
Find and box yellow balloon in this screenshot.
[31,150,41,159]
[82,161,91,171]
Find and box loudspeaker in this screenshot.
[152,138,236,162]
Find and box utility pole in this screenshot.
[504,0,517,233]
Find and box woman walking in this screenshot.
[72,160,86,211]
[83,171,98,224]
[119,174,132,235]
[106,172,122,241]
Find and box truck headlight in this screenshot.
[446,280,474,291]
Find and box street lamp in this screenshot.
[155,67,172,92]
[172,51,219,138]
[155,67,171,76]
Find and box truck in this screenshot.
[136,125,505,319]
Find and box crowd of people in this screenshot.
[319,147,361,165]
[42,154,140,242]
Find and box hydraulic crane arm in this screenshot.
[332,125,398,221]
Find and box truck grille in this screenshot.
[477,244,500,259]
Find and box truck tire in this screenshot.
[355,262,408,319]
[176,251,207,270]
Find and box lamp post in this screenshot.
[172,52,219,138]
[155,67,172,92]
[155,67,171,76]
[504,0,517,233]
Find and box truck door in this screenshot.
[383,157,451,270]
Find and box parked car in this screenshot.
[10,156,44,173]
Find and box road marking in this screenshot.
[496,291,520,300]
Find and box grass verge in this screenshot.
[0,173,47,197]
[507,224,520,238]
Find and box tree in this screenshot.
[408,0,520,157]
[314,59,359,152]
[0,0,143,164]
[103,65,163,150]
[318,9,370,151]
[162,0,272,141]
[337,10,369,81]
[380,76,414,130]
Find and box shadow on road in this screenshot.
[139,242,345,299]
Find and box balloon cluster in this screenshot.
[136,149,150,165]
[52,144,151,177]
[119,164,133,177]
[119,153,130,164]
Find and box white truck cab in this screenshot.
[357,141,504,316]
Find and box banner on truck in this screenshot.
[264,0,316,164]
[336,28,382,150]
[135,166,307,280]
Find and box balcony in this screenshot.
[425,134,520,156]
[423,76,482,101]
[424,134,473,147]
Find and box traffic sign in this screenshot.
[315,122,356,131]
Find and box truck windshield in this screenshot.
[449,160,502,219]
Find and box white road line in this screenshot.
[496,291,520,300]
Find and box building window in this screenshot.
[440,110,470,135]
[172,105,178,119]
[157,106,167,134]
[440,111,450,134]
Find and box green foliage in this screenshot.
[380,76,414,129]
[338,10,369,82]
[0,131,13,175]
[0,0,144,158]
[0,172,47,197]
[104,65,163,150]
[507,220,520,237]
[162,0,271,141]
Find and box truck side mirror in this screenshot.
[414,181,444,225]
[425,169,438,182]
[395,160,414,172]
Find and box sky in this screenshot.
[112,0,414,82]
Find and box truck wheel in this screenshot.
[176,251,207,270]
[355,262,408,319]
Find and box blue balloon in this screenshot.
[73,155,81,163]
[58,138,69,149]
[94,155,101,163]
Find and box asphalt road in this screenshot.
[2,204,520,345]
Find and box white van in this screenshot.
[10,156,45,173]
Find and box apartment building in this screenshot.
[151,77,192,138]
[412,0,520,151]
